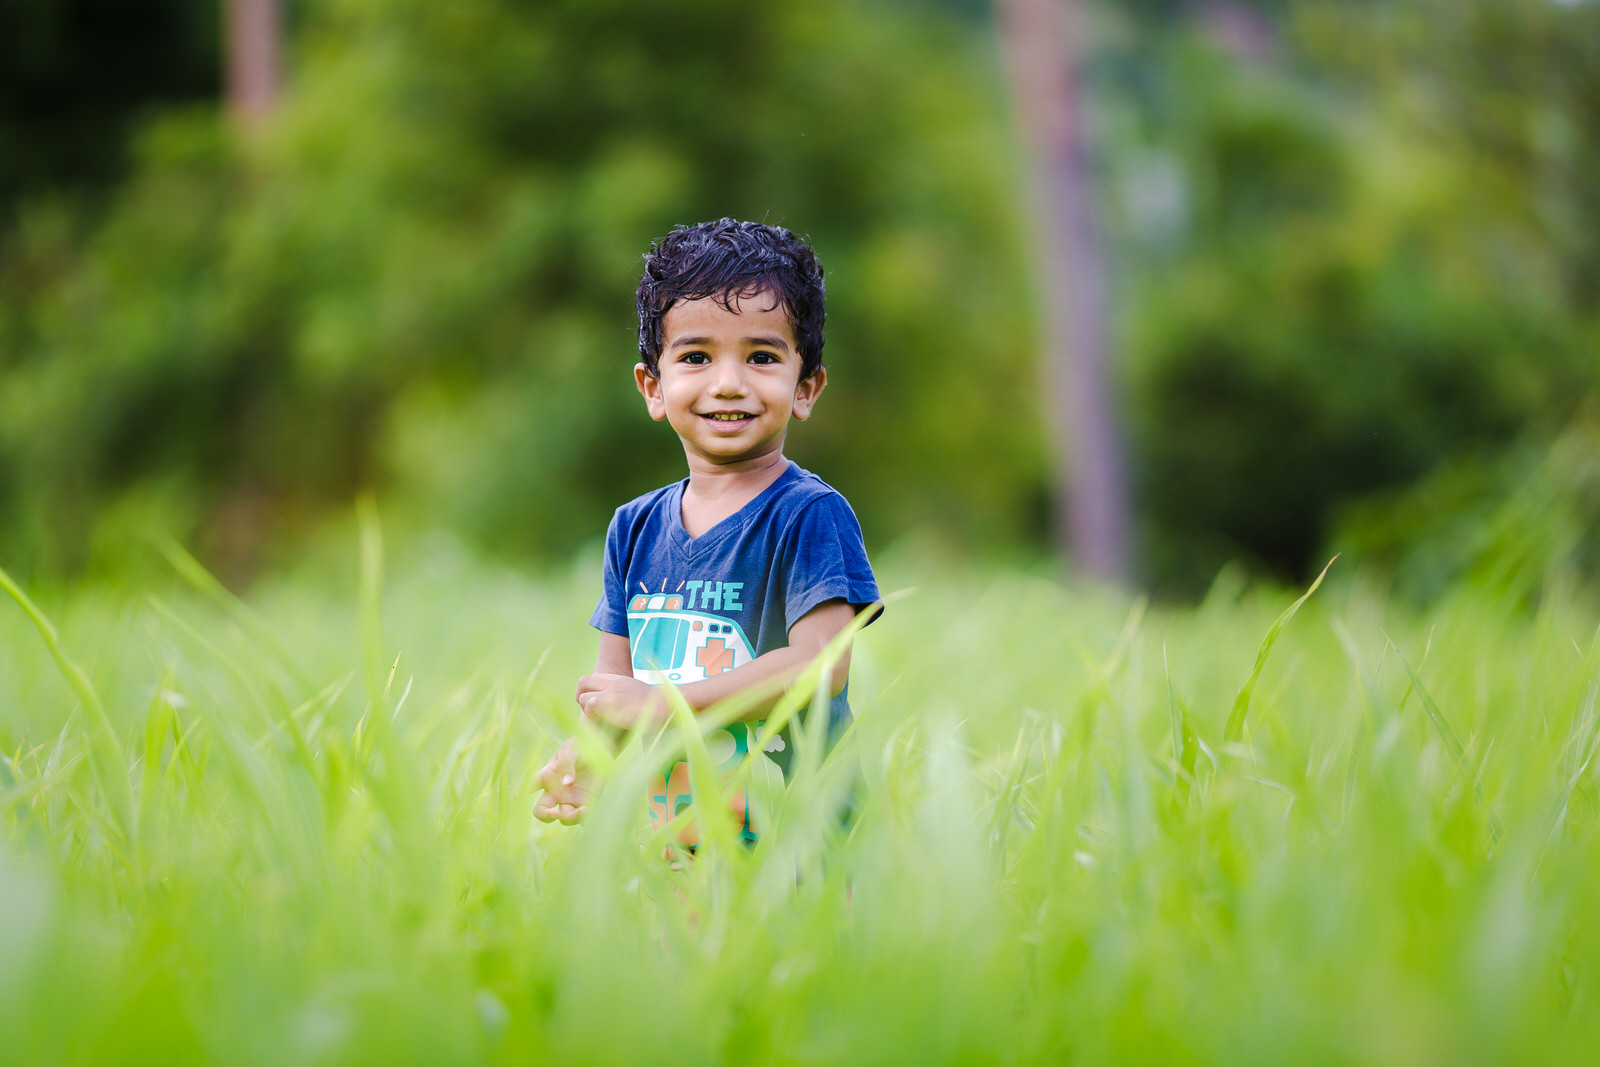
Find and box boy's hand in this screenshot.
[576,673,667,730]
[534,737,591,824]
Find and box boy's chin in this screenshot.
[681,437,788,467]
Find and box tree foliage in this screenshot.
[1101,0,1600,590]
[0,0,1039,579]
[0,0,219,211]
[3,0,1599,594]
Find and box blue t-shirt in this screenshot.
[591,461,879,780]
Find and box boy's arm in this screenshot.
[575,599,862,729]
[595,632,633,675]
[533,634,634,824]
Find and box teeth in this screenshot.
[706,413,749,421]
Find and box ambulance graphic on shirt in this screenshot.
[625,591,756,684]
[628,590,770,842]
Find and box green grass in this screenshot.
[4,530,1600,1065]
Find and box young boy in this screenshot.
[533,218,879,843]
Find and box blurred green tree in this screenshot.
[5,0,1598,597]
[1102,0,1600,591]
[0,0,219,211]
[0,0,1041,580]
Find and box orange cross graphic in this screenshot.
[695,638,734,677]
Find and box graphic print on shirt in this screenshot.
[629,589,771,845]
[625,591,756,685]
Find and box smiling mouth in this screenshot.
[700,412,754,422]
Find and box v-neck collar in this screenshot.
[667,461,800,558]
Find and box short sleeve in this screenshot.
[781,493,881,634]
[588,510,630,636]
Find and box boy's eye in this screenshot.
[748,352,779,365]
[680,352,710,364]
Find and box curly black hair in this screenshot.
[636,218,826,380]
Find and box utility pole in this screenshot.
[225,0,282,124]
[996,0,1130,583]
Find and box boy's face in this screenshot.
[636,290,825,468]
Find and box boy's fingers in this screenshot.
[535,759,558,790]
[535,789,586,822]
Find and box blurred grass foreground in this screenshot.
[6,516,1600,1064]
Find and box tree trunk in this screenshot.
[225,0,281,124]
[997,0,1130,583]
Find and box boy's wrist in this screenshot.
[577,673,677,731]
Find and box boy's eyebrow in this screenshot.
[667,334,793,351]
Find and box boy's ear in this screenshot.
[635,363,668,421]
[791,366,827,421]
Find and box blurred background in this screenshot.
[2,0,1597,599]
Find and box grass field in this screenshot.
[4,521,1600,1064]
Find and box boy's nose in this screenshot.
[709,362,747,396]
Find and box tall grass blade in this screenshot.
[1224,556,1336,744]
[1388,636,1502,845]
[154,535,312,691]
[0,564,133,846]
